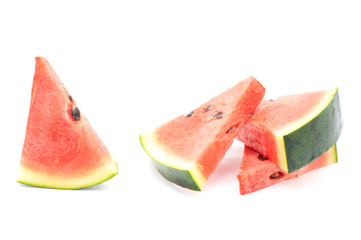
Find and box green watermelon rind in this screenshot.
[139,133,203,191]
[152,160,201,191]
[17,161,118,190]
[283,88,342,173]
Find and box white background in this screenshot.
[1,1,360,239]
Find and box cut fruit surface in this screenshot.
[237,88,342,173]
[18,56,118,189]
[238,145,337,195]
[140,77,265,191]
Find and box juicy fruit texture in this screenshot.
[18,56,118,189]
[238,145,337,195]
[237,88,342,173]
[140,77,265,191]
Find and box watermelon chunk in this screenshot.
[140,77,265,191]
[18,56,118,189]
[238,145,337,195]
[237,89,342,173]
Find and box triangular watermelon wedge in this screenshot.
[237,90,342,173]
[238,145,337,195]
[140,77,265,191]
[18,56,118,189]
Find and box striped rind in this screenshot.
[139,131,206,191]
[17,156,118,189]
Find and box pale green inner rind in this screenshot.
[283,89,342,173]
[139,132,205,191]
[327,144,338,165]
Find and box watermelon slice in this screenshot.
[238,144,337,195]
[237,89,342,173]
[140,77,265,191]
[18,56,118,189]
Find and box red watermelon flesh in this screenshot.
[238,145,337,195]
[140,77,265,191]
[18,56,118,189]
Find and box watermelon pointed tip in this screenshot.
[35,55,45,62]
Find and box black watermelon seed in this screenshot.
[258,154,268,161]
[212,112,223,119]
[71,106,81,121]
[68,95,73,103]
[204,105,212,111]
[269,171,284,180]
[269,99,274,101]
[186,111,193,117]
[226,126,235,134]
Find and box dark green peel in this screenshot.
[152,160,201,191]
[284,90,342,173]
